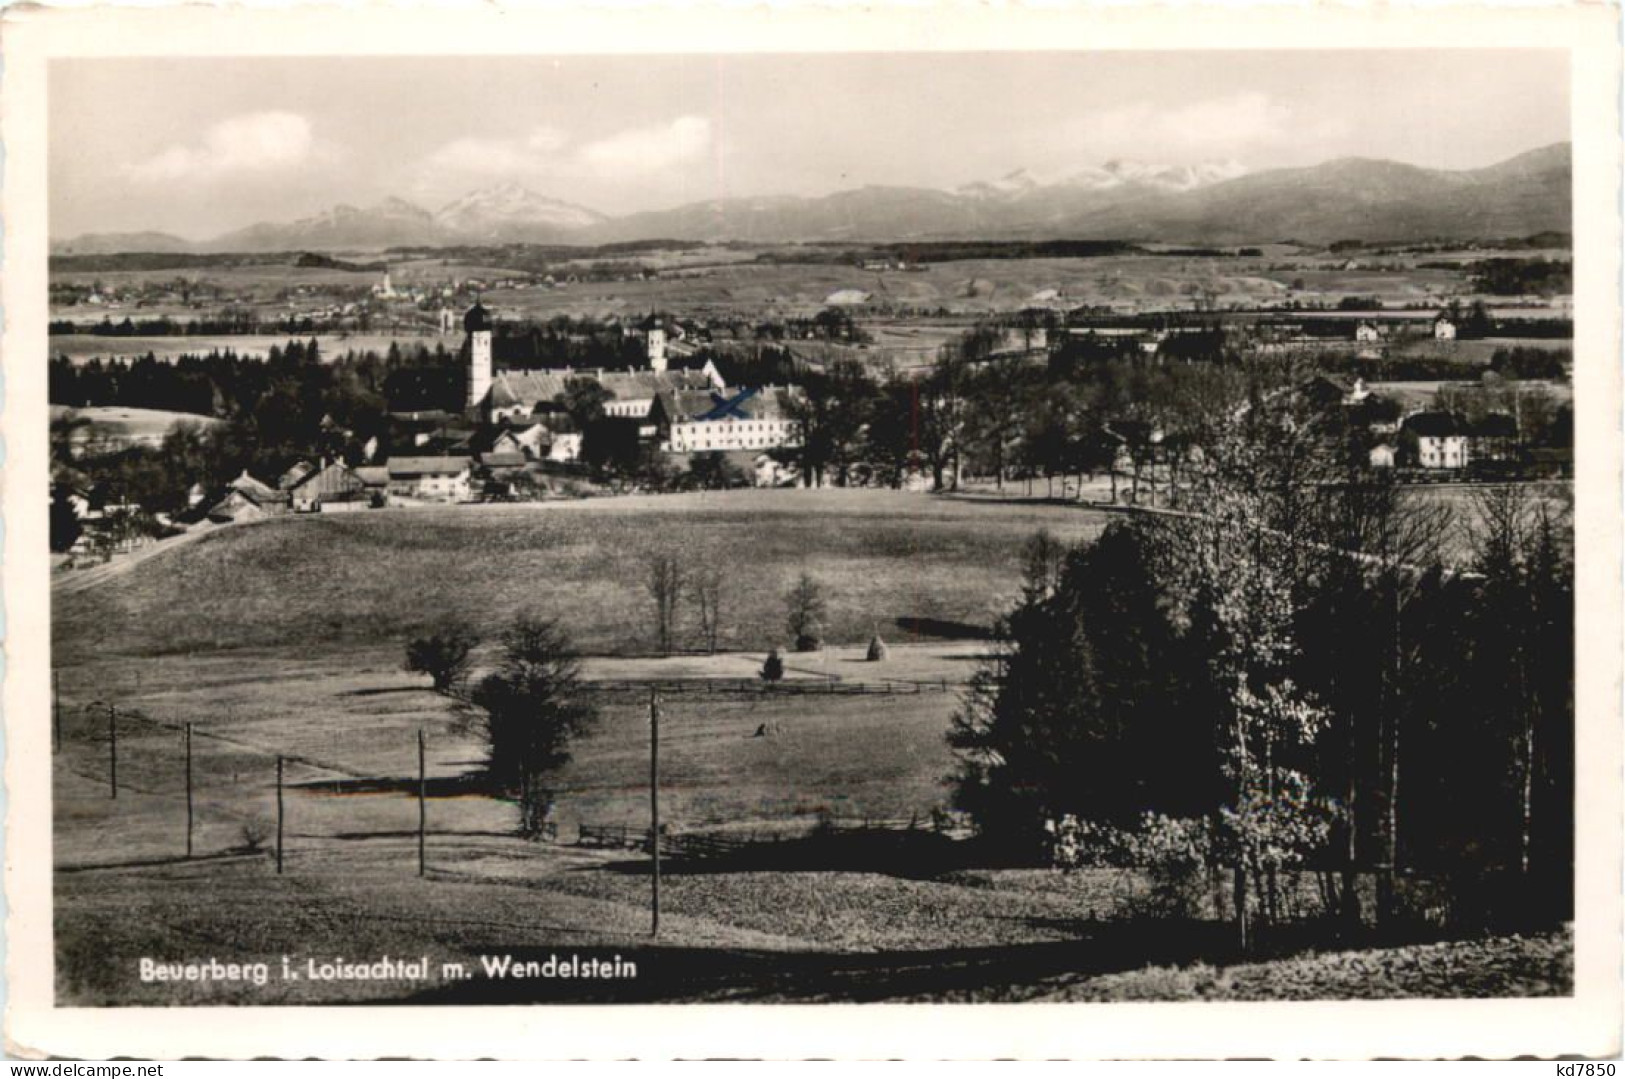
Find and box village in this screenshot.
[50,274,1573,569]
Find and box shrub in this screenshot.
[784,572,828,651]
[404,619,480,696]
[239,817,272,853]
[760,648,785,683]
[866,634,888,662]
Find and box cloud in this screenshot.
[421,125,569,178]
[412,115,714,200]
[1060,93,1347,162]
[125,111,316,183]
[578,116,712,176]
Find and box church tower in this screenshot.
[465,301,493,414]
[647,327,668,373]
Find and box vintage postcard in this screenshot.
[4,2,1620,1060]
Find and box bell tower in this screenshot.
[465,300,493,414]
[647,327,668,373]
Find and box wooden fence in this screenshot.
[575,814,969,857]
[583,678,966,697]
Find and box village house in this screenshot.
[1402,411,1469,470]
[476,448,528,477]
[488,413,582,462]
[1355,321,1382,343]
[206,469,290,523]
[1434,316,1458,341]
[279,460,317,491]
[289,460,369,513]
[994,327,1050,355]
[386,456,473,503]
[547,431,584,463]
[1468,412,1520,464]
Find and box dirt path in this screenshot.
[51,519,229,596]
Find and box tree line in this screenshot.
[948,385,1574,949]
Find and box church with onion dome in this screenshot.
[458,301,724,426]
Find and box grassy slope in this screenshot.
[52,645,980,882]
[54,489,1108,662]
[55,845,1572,1003]
[53,490,1103,867]
[1033,929,1574,1003]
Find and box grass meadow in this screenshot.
[50,486,1571,1004]
[53,489,1108,662]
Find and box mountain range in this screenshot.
[53,143,1570,255]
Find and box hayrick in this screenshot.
[139,958,269,986]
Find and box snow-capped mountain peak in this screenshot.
[434,184,607,233]
[957,168,1042,200]
[1060,159,1248,192]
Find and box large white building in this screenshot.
[483,367,723,424]
[664,387,801,454]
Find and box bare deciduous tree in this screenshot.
[690,565,727,655]
[646,552,685,656]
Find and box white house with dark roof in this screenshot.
[1403,412,1468,470]
[386,456,473,503]
[665,387,801,454]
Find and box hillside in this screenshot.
[52,490,1110,662]
[1057,144,1573,244]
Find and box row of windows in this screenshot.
[675,438,790,451]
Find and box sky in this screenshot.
[49,50,1570,240]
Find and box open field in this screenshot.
[1367,379,1573,414]
[53,249,1563,324]
[53,489,1098,868]
[54,828,1572,1003]
[462,254,1492,320]
[50,486,1573,1004]
[52,636,979,859]
[1379,336,1573,367]
[53,489,1109,661]
[50,404,222,441]
[50,332,457,363]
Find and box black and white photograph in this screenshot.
[5,3,1621,1060]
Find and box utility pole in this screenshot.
[425,734,432,877]
[52,671,61,755]
[108,705,117,799]
[649,689,661,938]
[276,755,285,876]
[185,723,194,859]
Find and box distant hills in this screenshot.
[53,143,1571,255]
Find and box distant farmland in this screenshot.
[49,332,455,364]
